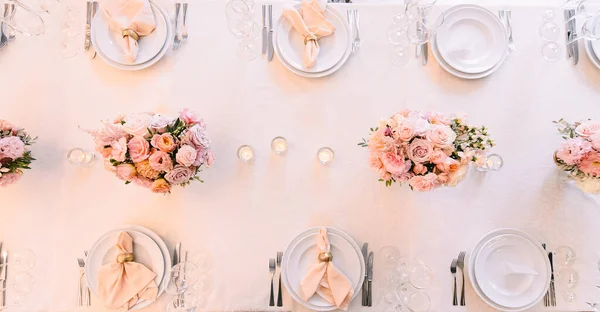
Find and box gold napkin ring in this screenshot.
[304,34,318,45]
[117,253,134,263]
[122,28,140,41]
[318,252,333,263]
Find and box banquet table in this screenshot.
[1,0,600,311]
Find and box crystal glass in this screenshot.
[389,45,411,66]
[237,38,260,61]
[379,246,401,267]
[392,11,411,26]
[539,22,561,41]
[557,267,579,289]
[165,262,200,296]
[0,0,44,36]
[475,153,504,172]
[543,9,556,21]
[395,257,416,283]
[317,147,335,165]
[387,25,410,46]
[542,41,561,62]
[67,148,96,166]
[192,273,214,295]
[0,271,35,307]
[406,291,431,312]
[562,290,576,303]
[409,262,432,289]
[9,249,35,271]
[271,136,288,155]
[555,246,576,266]
[166,287,204,312]
[379,266,405,289]
[189,250,213,273]
[237,145,255,163]
[396,282,418,302]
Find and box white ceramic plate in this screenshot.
[274,6,352,78]
[86,230,164,310]
[91,1,172,71]
[475,234,548,308]
[468,229,550,312]
[276,4,348,73]
[586,39,600,69]
[281,227,365,311]
[436,5,508,74]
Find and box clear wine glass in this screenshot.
[539,22,561,41]
[0,272,35,308]
[389,45,411,66]
[541,41,561,62]
[166,288,204,312]
[379,246,401,267]
[557,267,579,289]
[379,266,405,289]
[9,249,35,271]
[189,250,213,273]
[555,246,577,266]
[406,291,431,312]
[409,261,432,289]
[165,262,200,296]
[396,282,418,303]
[395,257,416,283]
[0,0,44,36]
[543,9,556,21]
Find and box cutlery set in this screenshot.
[564,9,579,65]
[346,9,360,54]
[268,252,284,307]
[542,244,557,307]
[0,243,6,308]
[450,251,466,306]
[416,7,428,65]
[261,4,274,62]
[498,10,515,53]
[77,250,91,307]
[361,243,373,307]
[172,242,188,308]
[173,2,189,50]
[84,1,99,59]
[0,3,16,50]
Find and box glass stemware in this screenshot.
[542,41,561,62]
[0,0,44,36]
[226,0,260,61]
[379,246,402,267]
[555,246,577,266]
[165,262,200,296]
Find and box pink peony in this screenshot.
[369,154,384,171]
[150,114,174,133]
[110,137,128,162]
[0,171,22,187]
[127,136,150,163]
[591,133,600,150]
[426,125,457,148]
[115,164,137,181]
[184,125,211,149]
[179,108,203,126]
[437,173,450,184]
[409,173,437,192]
[151,133,177,153]
[368,130,393,153]
[396,172,414,182]
[413,163,428,175]
[429,150,447,164]
[0,137,25,159]
[148,151,174,172]
[381,152,411,176]
[132,176,153,188]
[556,138,593,165]
[165,165,195,185]
[579,152,600,177]
[122,113,152,137]
[395,123,415,142]
[205,150,215,168]
[151,178,171,194]
[575,120,600,137]
[176,145,197,167]
[407,139,433,163]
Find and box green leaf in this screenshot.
[125,181,131,185]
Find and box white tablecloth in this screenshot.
[1,1,600,312]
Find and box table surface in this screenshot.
[1,1,600,312]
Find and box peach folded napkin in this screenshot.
[97,231,158,311]
[282,0,336,68]
[101,0,156,62]
[300,228,354,310]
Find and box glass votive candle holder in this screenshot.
[317,147,335,165]
[271,136,288,155]
[237,145,255,163]
[475,153,504,172]
[67,148,96,166]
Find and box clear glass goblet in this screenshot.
[539,22,560,41]
[557,267,579,289]
[165,262,200,296]
[406,291,431,312]
[541,41,561,62]
[379,246,401,267]
[555,245,576,266]
[389,45,411,66]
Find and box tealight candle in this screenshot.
[271,136,288,155]
[67,148,96,166]
[317,147,335,165]
[237,145,255,163]
[486,154,504,171]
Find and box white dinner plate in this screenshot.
[436,5,508,74]
[86,230,165,310]
[276,4,348,73]
[274,6,352,78]
[281,227,365,311]
[468,229,550,312]
[586,39,600,69]
[91,1,172,71]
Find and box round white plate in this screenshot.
[86,230,165,310]
[281,227,365,311]
[274,6,352,78]
[436,5,508,74]
[91,1,172,71]
[468,229,550,312]
[586,39,600,69]
[475,234,548,308]
[276,4,348,73]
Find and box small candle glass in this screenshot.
[475,153,504,172]
[317,147,335,165]
[67,148,96,166]
[237,145,255,163]
[271,136,288,155]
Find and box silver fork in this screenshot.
[457,251,466,306]
[77,258,85,307]
[181,3,188,43]
[173,3,182,50]
[276,252,283,307]
[353,9,360,52]
[346,10,354,53]
[84,251,91,306]
[506,11,515,52]
[450,259,458,306]
[269,258,276,306]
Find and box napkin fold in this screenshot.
[300,228,353,310]
[504,262,539,276]
[101,0,156,62]
[97,231,158,311]
[282,0,336,68]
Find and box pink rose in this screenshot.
[381,152,411,176]
[437,158,460,173]
[396,172,414,182]
[427,112,451,125]
[205,150,215,167]
[397,109,413,118]
[97,146,112,159]
[0,137,25,159]
[184,125,211,149]
[368,131,394,153]
[127,136,150,163]
[437,173,450,184]
[179,108,203,126]
[0,171,22,187]
[407,139,433,163]
[575,120,600,137]
[591,133,600,151]
[579,152,600,177]
[556,138,593,165]
[446,165,469,187]
[150,114,174,133]
[122,113,152,137]
[151,178,171,194]
[115,164,137,181]
[429,150,447,164]
[151,133,177,153]
[110,137,127,162]
[132,176,153,188]
[409,173,438,192]
[395,123,415,142]
[0,120,14,132]
[176,145,197,167]
[413,163,428,175]
[426,125,457,148]
[369,155,384,171]
[149,151,174,172]
[165,165,195,185]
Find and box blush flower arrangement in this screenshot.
[87,109,215,194]
[0,120,36,187]
[553,118,600,194]
[359,109,495,191]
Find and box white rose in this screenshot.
[426,125,457,148]
[575,120,600,138]
[409,117,431,135]
[445,165,469,187]
[122,113,152,137]
[150,114,175,133]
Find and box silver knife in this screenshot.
[262,5,267,55]
[361,243,368,306]
[367,251,374,307]
[564,10,573,59]
[571,10,579,65]
[1,251,7,308]
[267,4,274,61]
[84,1,92,50]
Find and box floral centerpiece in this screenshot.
[0,120,36,187]
[87,109,215,194]
[553,118,600,194]
[359,109,495,191]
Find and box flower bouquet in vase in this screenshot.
[86,109,215,194]
[359,109,495,192]
[0,120,36,187]
[553,118,600,194]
